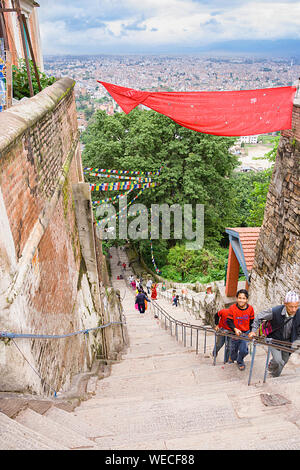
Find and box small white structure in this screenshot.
[238,135,259,144]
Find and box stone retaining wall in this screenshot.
[0,79,125,395]
[249,103,300,313]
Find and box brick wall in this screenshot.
[0,78,125,395]
[249,103,300,313]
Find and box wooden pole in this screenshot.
[21,13,41,92]
[4,49,12,108]
[13,0,34,97]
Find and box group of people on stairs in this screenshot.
[129,275,158,314]
[213,289,300,377]
[126,257,300,379]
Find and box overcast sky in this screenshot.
[37,0,300,56]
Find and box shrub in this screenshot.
[12,59,56,99]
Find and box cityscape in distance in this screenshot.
[44,54,300,129]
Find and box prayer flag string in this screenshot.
[84,167,162,176]
[85,172,153,183]
[92,187,135,206]
[90,181,158,191]
[95,185,149,225]
[150,238,162,275]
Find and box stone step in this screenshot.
[75,391,246,449]
[109,351,202,376]
[45,406,109,440]
[75,382,297,448]
[164,414,300,450]
[108,415,300,450]
[73,372,300,449]
[93,362,204,399]
[0,412,68,450]
[0,396,54,419]
[77,379,249,413]
[123,348,194,360]
[73,252,300,451]
[15,408,100,450]
[81,358,300,413]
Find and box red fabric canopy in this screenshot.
[98,81,297,137]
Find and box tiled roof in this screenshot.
[226,227,260,271]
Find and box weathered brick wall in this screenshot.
[0,78,125,395]
[0,82,80,260]
[249,103,300,313]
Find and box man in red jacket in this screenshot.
[226,289,255,371]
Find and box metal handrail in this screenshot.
[151,299,300,386]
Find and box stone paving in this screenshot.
[1,245,300,450]
[70,247,300,450]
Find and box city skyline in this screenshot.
[38,0,300,57]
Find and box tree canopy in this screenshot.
[82,108,238,242]
[82,108,273,282]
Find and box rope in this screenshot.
[1,319,126,397]
[0,320,126,340]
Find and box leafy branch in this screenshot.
[12,59,56,100]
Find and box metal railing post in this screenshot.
[224,336,228,364]
[248,341,257,386]
[263,346,271,383]
[213,333,217,366]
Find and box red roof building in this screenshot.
[225,227,261,297]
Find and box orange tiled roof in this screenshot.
[226,227,260,271]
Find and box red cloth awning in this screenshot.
[98,81,297,137]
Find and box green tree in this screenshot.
[159,243,227,283]
[247,136,279,226]
[82,109,238,243]
[227,171,272,228]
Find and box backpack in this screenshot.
[258,316,293,338]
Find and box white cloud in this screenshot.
[37,0,300,54]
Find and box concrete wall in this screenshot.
[249,102,300,313]
[0,78,125,395]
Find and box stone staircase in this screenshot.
[1,246,300,450]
